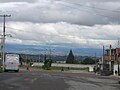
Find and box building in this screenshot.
[104,45,120,75]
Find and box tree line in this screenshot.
[66,50,96,64]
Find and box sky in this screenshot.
[0,0,120,49]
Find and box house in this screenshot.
[103,45,120,75]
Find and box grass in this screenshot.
[0,65,3,73]
[51,66,89,71]
[31,66,43,69]
[0,69,4,73]
[20,65,89,72]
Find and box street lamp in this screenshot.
[45,48,55,60]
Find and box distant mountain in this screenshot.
[5,43,102,56]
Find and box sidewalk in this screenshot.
[61,70,94,74]
[110,75,120,78]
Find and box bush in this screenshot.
[81,57,95,64]
[43,59,52,70]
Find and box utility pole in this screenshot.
[103,45,105,71]
[0,14,11,68]
[39,54,41,62]
[0,37,2,66]
[118,38,120,48]
[95,53,97,64]
[49,48,55,60]
[117,39,120,75]
[49,48,51,60]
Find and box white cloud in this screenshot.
[1,21,119,48]
[0,0,37,3]
[0,0,120,50]
[0,0,120,25]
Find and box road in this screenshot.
[0,68,120,90]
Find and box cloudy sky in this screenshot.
[0,0,120,49]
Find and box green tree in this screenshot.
[43,59,52,70]
[81,57,95,64]
[66,50,75,64]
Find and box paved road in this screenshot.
[0,68,120,90]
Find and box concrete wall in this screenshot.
[32,62,95,71]
[89,66,94,72]
[114,64,118,75]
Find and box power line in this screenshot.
[0,26,47,36]
[0,25,118,42]
[0,14,11,68]
[59,1,120,20]
[0,26,68,38]
[60,1,120,13]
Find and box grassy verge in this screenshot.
[20,65,43,69]
[50,66,89,71]
[22,65,89,72]
[0,69,4,73]
[31,66,43,69]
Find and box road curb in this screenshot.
[111,75,120,78]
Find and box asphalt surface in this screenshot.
[0,68,120,90]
